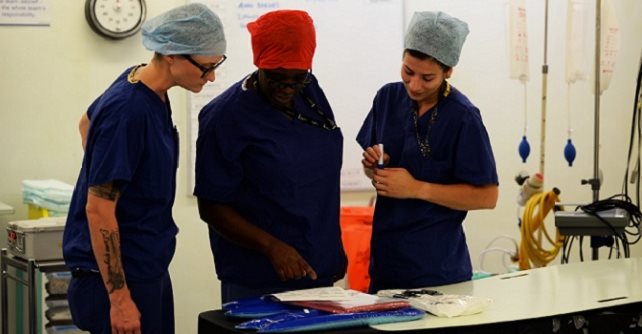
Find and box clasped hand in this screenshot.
[362,145,418,199]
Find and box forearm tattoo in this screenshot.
[100,229,125,293]
[89,183,120,201]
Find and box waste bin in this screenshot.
[339,206,374,292]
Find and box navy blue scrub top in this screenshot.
[63,66,179,282]
[194,73,347,289]
[357,82,498,290]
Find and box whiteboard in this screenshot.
[187,0,404,192]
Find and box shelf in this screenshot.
[1,249,68,334]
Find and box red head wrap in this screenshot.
[247,10,316,70]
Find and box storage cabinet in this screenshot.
[0,249,83,334]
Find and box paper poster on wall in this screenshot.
[0,0,49,26]
[187,0,404,192]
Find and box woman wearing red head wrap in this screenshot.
[194,10,347,303]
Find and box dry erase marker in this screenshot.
[377,143,384,169]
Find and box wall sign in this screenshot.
[0,0,50,26]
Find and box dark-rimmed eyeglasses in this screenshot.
[181,54,227,78]
[262,70,311,91]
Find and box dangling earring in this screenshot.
[443,81,451,97]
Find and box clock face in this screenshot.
[85,0,146,40]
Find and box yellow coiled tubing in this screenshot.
[518,189,564,270]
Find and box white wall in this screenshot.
[0,1,640,333]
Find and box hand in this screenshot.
[371,167,419,199]
[109,289,141,334]
[361,145,389,172]
[265,240,317,281]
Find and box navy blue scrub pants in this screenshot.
[67,270,174,334]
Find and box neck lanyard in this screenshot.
[413,104,438,158]
[279,94,338,131]
[251,72,338,131]
[412,81,451,158]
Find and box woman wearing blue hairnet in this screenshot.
[63,4,226,333]
[357,11,499,293]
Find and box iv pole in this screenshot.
[588,0,603,260]
[539,0,549,177]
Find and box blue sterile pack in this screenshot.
[237,307,425,332]
[235,308,326,330]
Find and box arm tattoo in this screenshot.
[100,229,125,293]
[89,183,120,201]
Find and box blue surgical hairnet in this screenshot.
[404,11,469,67]
[142,3,226,56]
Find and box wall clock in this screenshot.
[85,0,146,40]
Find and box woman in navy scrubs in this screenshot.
[63,4,226,333]
[357,11,499,293]
[194,10,347,303]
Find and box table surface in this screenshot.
[372,257,642,331]
[199,258,642,333]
